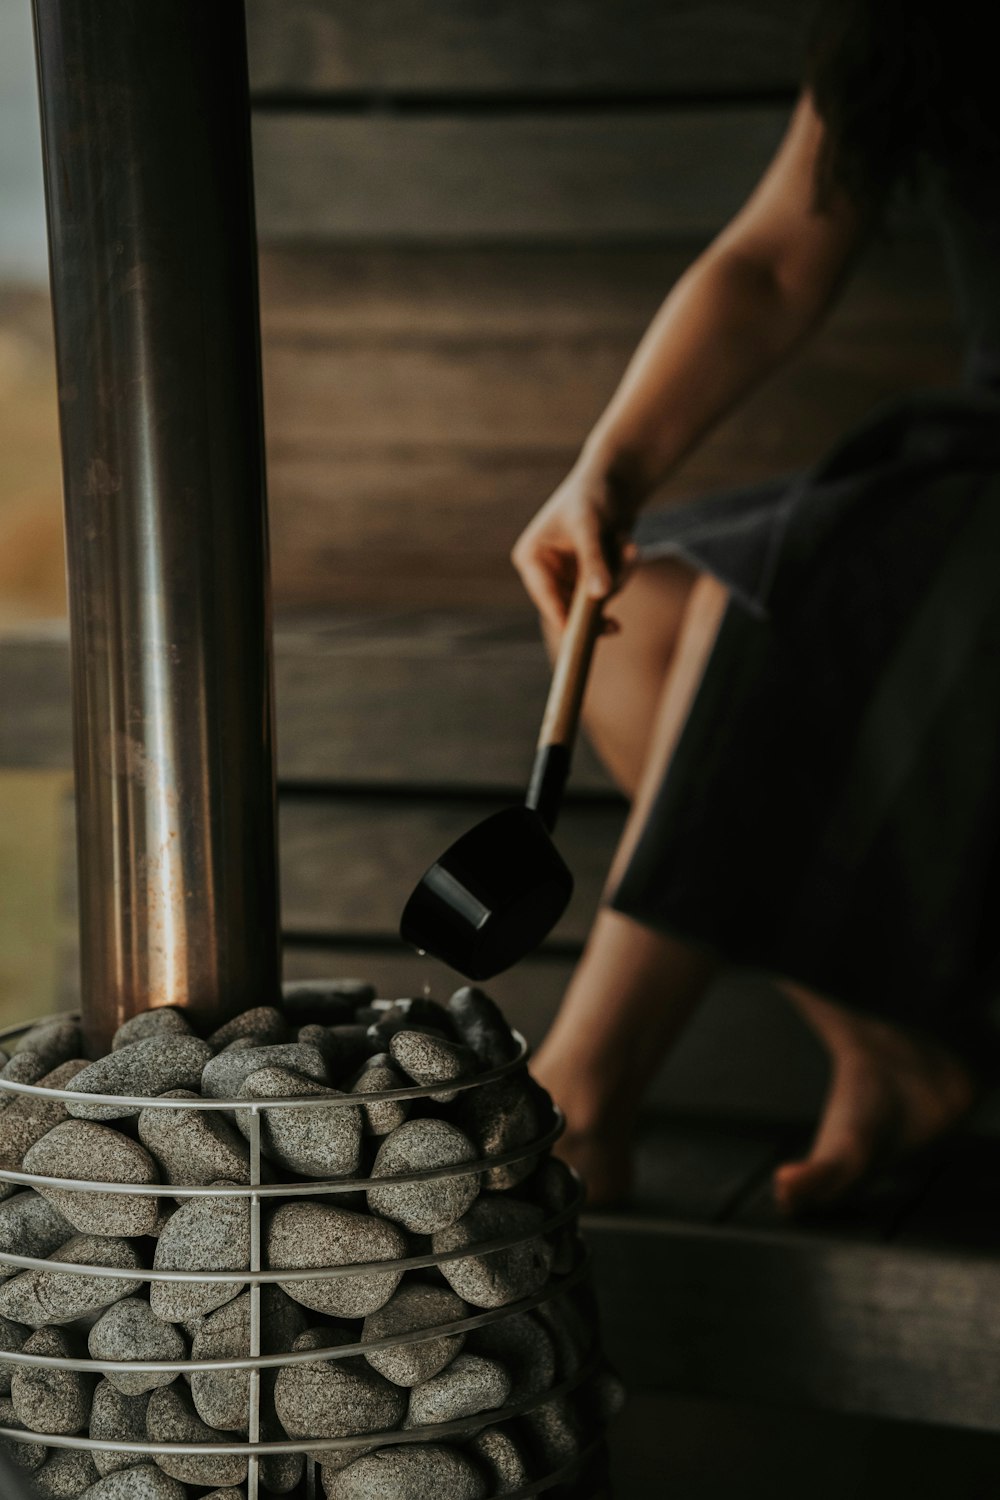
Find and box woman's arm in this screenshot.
[513,92,875,628]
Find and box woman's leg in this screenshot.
[532,561,729,1203]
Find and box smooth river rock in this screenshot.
[273,1327,406,1442]
[457,1075,545,1191]
[146,1382,249,1488]
[388,1031,478,1105]
[350,1056,410,1137]
[235,1068,362,1179]
[88,1298,187,1396]
[0,1235,145,1326]
[0,1311,29,1392]
[77,1465,188,1500]
[112,1011,193,1053]
[149,1189,249,1322]
[190,1286,306,1432]
[137,1092,249,1186]
[447,987,520,1069]
[23,1122,161,1238]
[208,1007,289,1050]
[361,1282,467,1388]
[404,1352,510,1429]
[0,1059,90,1201]
[468,1425,531,1493]
[322,1444,488,1500]
[201,1043,328,1100]
[0,1392,47,1470]
[0,1192,74,1282]
[67,1039,214,1121]
[10,1326,93,1435]
[268,1202,408,1319]
[468,1311,556,1401]
[31,1447,102,1497]
[368,1119,479,1234]
[432,1196,553,1309]
[89,1381,151,1475]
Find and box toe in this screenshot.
[773,1055,889,1215]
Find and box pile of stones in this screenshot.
[0,981,621,1499]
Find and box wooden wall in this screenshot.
[243,0,963,614]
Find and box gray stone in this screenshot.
[0,1393,47,1471]
[189,1287,306,1432]
[404,1352,509,1429]
[432,1196,553,1310]
[389,1031,477,1105]
[137,1092,249,1186]
[207,1007,288,1050]
[282,979,374,1026]
[23,1122,160,1238]
[11,1021,83,1075]
[368,1120,479,1234]
[31,1447,101,1497]
[322,1444,488,1500]
[299,1026,380,1080]
[112,1011,193,1053]
[259,1413,305,1495]
[350,1057,410,1137]
[534,1295,591,1379]
[468,1426,531,1493]
[0,1192,75,1283]
[77,1466,188,1500]
[268,1202,408,1319]
[88,1299,186,1396]
[458,1076,544,1191]
[89,1382,150,1476]
[199,1492,247,1500]
[365,999,454,1047]
[468,1312,555,1400]
[0,1060,90,1201]
[201,1043,328,1100]
[149,1188,249,1322]
[0,1235,144,1326]
[447,988,520,1069]
[274,1327,406,1442]
[0,1053,53,1116]
[235,1068,362,1179]
[361,1283,467,1387]
[146,1382,249,1489]
[67,1039,214,1121]
[527,1156,577,1214]
[517,1394,582,1468]
[0,1312,30,1393]
[10,1326,93,1434]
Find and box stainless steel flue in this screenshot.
[32,0,279,1055]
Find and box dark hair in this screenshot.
[806,0,1000,213]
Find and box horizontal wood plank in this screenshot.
[246,0,806,98]
[258,240,961,609]
[252,108,790,241]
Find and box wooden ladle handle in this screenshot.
[526,581,604,831]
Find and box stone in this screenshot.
[235,1068,362,1179]
[201,1043,328,1100]
[432,1196,553,1310]
[199,1493,247,1500]
[365,998,454,1046]
[526,1156,578,1215]
[534,1295,591,1380]
[468,1312,556,1401]
[207,1007,289,1050]
[447,988,520,1069]
[468,1425,531,1493]
[137,1092,249,1186]
[322,1444,488,1500]
[578,1363,626,1426]
[281,979,375,1026]
[389,1031,478,1105]
[361,1283,467,1387]
[112,1011,193,1052]
[88,1299,186,1397]
[0,1312,30,1393]
[0,1192,74,1279]
[299,1026,380,1080]
[189,1287,306,1432]
[10,1326,93,1434]
[146,1381,249,1489]
[0,1235,144,1326]
[350,1056,410,1137]
[517,1394,582,1469]
[268,1203,408,1319]
[0,1060,90,1201]
[259,1413,305,1495]
[404,1352,509,1429]
[77,1467,188,1500]
[273,1327,406,1442]
[367,1120,479,1234]
[67,1039,214,1122]
[11,1021,84,1075]
[457,1076,544,1191]
[149,1188,249,1322]
[0,1393,47,1471]
[23,1122,161,1238]
[0,1053,53,1116]
[89,1382,150,1476]
[31,1447,101,1497]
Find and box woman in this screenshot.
[514,0,1000,1213]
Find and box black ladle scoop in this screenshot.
[400,582,604,979]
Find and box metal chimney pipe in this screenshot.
[32,0,280,1056]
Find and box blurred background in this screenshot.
[2,4,990,1493]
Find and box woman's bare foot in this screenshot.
[774,984,979,1216]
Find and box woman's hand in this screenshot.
[511,461,639,633]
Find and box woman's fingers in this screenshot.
[513,548,571,632]
[573,521,614,601]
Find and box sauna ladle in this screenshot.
[400,580,604,980]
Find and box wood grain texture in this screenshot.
[587,1217,1000,1430]
[258,239,962,610]
[246,0,806,97]
[252,108,791,241]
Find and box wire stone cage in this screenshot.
[0,1007,618,1499]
